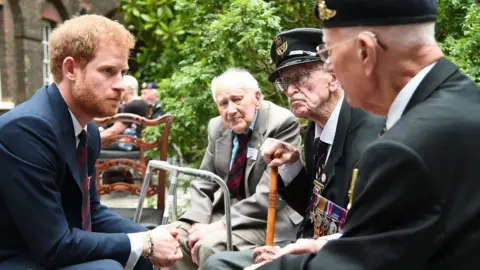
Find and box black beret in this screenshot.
[268,28,323,82]
[314,0,437,28]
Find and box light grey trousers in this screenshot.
[202,249,255,270]
[202,240,291,270]
[169,214,267,270]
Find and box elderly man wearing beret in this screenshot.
[255,0,480,269]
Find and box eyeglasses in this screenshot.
[274,67,323,92]
[316,31,388,63]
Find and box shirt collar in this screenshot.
[386,62,436,130]
[69,110,87,136]
[315,94,344,145]
[249,110,259,132]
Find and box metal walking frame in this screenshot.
[133,160,233,251]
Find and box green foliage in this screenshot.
[122,0,480,166]
[121,0,317,166]
[437,0,480,84]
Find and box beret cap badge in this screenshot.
[317,0,336,21]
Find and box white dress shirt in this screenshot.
[386,62,436,130]
[279,94,344,186]
[69,111,144,269]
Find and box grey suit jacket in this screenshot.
[181,100,303,241]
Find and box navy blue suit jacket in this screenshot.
[0,84,148,268]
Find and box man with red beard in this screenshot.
[0,15,182,270]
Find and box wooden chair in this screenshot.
[94,113,173,228]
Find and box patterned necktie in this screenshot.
[76,130,91,231]
[227,133,249,200]
[313,137,329,180]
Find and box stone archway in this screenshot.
[48,0,70,21]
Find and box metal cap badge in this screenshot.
[275,36,288,59]
[316,0,336,21]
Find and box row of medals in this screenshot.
[310,164,342,239]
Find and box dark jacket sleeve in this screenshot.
[278,167,310,215]
[0,116,132,268]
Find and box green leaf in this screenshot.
[140,14,152,22]
[132,8,140,17]
[121,0,480,166]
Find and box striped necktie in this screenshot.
[227,133,249,200]
[313,137,330,178]
[77,130,91,231]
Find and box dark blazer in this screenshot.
[0,84,149,269]
[281,99,385,223]
[259,58,480,270]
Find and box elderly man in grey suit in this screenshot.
[169,68,302,270]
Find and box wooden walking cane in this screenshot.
[266,149,283,246]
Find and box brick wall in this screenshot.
[0,0,123,104]
[2,0,18,102]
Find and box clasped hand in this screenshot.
[144,225,183,268]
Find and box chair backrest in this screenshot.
[94,113,173,209]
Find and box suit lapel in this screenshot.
[403,57,458,115]
[47,84,83,190]
[86,131,93,171]
[215,127,233,179]
[323,99,350,190]
[245,130,260,181]
[63,129,82,190]
[244,102,269,188]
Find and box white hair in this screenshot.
[210,68,261,102]
[123,75,139,96]
[379,22,436,48]
[338,22,437,49]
